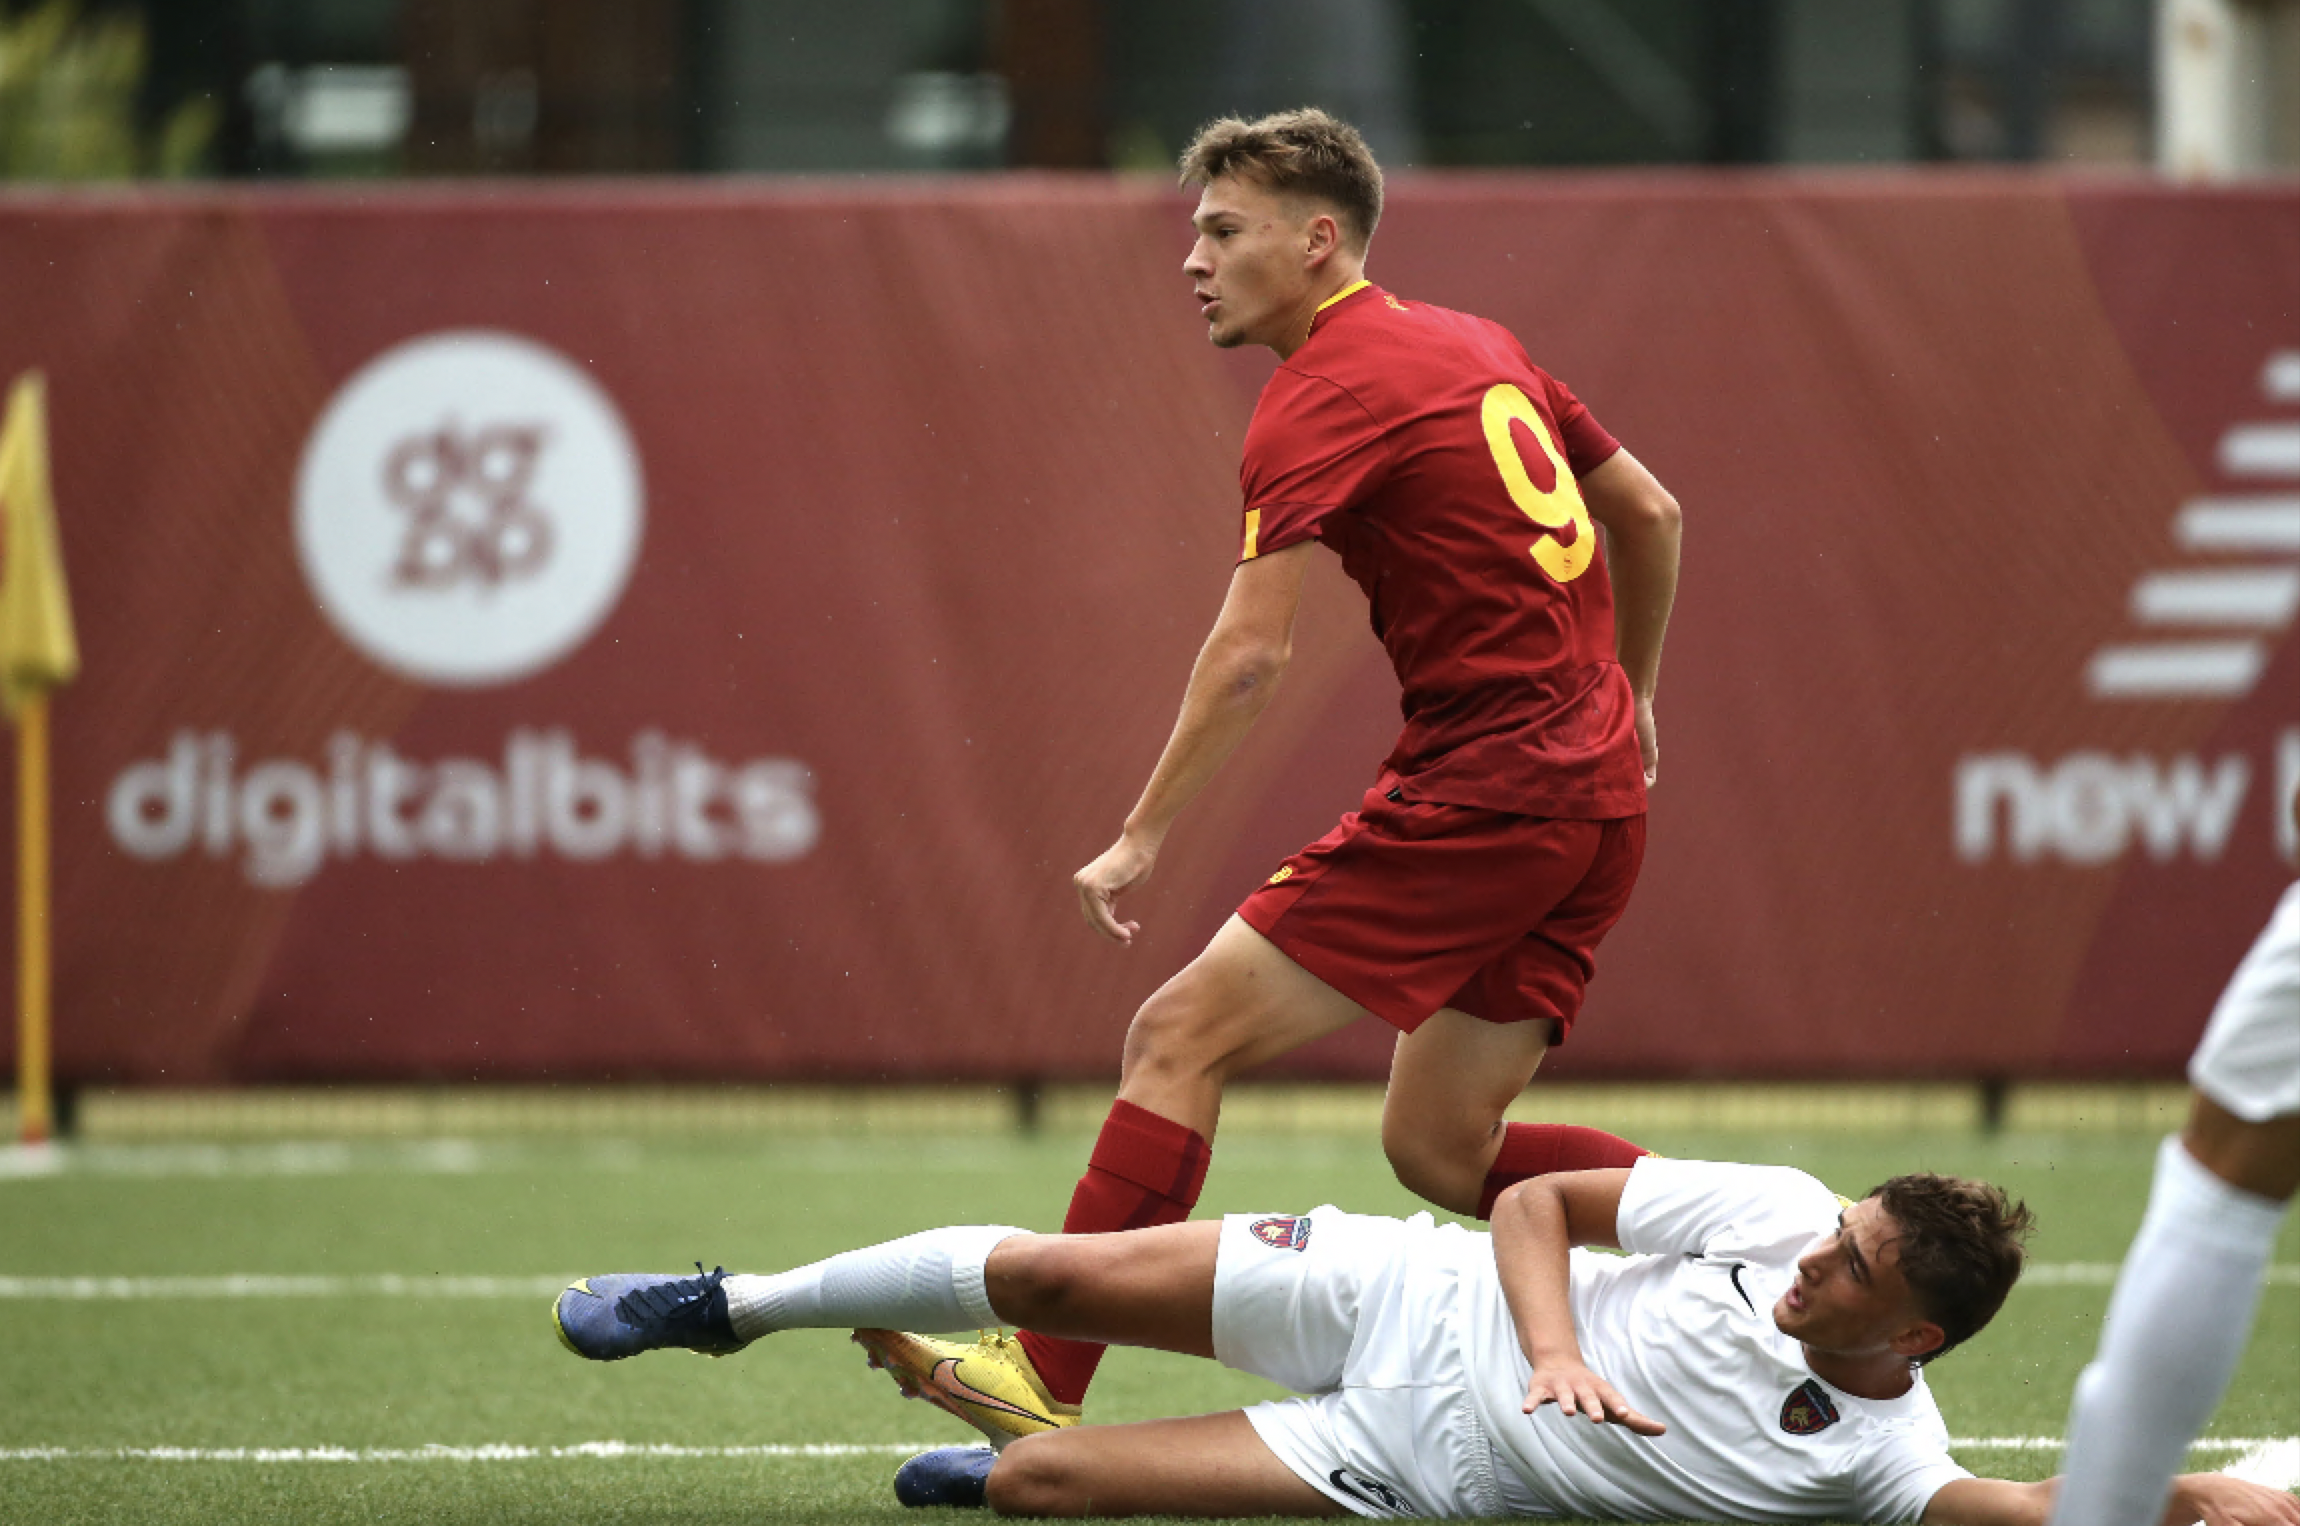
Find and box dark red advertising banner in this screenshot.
[0,175,2293,1084]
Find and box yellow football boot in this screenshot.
[851,1328,1079,1449]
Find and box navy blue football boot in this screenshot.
[894,1445,998,1508]
[553,1264,746,1360]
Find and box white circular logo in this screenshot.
[295,330,644,687]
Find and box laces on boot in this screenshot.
[615,1262,730,1329]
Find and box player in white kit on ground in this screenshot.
[2052,874,2300,1526]
[553,1156,2297,1522]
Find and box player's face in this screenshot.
[1772,1198,1942,1361]
[1184,175,1320,351]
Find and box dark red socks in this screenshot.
[1475,1122,1650,1219]
[1015,1099,1211,1406]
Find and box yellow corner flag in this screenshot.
[0,372,78,709]
[0,370,76,1146]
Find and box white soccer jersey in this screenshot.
[1454,1157,1973,1522]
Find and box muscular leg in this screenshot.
[986,1222,1222,1359]
[988,1413,1342,1519]
[1117,915,1370,1139]
[2182,1093,2300,1201]
[1379,1007,1554,1215]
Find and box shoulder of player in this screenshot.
[1256,364,1385,434]
[1637,1156,1840,1210]
[1442,306,1571,393]
[1723,1160,1842,1220]
[1311,288,1476,351]
[1836,1398,1958,1473]
[1272,304,1444,412]
[1305,295,1545,392]
[1760,1166,1850,1252]
[1626,1158,1844,1262]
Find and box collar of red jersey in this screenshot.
[1308,278,1374,335]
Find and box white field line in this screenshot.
[2024,1263,2300,1287]
[0,1140,494,1178]
[0,1439,2288,1465]
[0,1274,569,1299]
[0,1442,943,1462]
[1,1266,2293,1299]
[2225,1439,2300,1491]
[1949,1438,2288,1452]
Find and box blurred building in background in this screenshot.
[2,0,2290,183]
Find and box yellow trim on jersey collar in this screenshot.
[1315,279,1371,314]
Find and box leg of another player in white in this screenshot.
[2050,881,2300,1526]
[726,1221,1340,1517]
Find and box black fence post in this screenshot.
[1978,1076,2010,1135]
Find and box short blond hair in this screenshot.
[1178,108,1383,251]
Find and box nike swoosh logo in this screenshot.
[1327,1469,1415,1516]
[566,1278,595,1297]
[927,1358,1043,1422]
[1727,1263,1755,1313]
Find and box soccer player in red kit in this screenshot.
[855,108,1684,1445]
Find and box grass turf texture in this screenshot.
[2,1127,2294,1525]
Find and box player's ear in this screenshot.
[1890,1319,1946,1362]
[1303,210,1341,267]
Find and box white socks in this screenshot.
[2050,1136,2289,1526]
[721,1225,1028,1343]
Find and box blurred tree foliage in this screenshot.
[0,0,217,178]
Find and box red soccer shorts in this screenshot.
[1236,782,1645,1040]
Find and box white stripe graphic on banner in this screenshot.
[2221,422,2300,477]
[2085,641,2266,698]
[2130,568,2300,628]
[2175,496,2300,553]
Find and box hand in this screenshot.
[1521,1359,1666,1437]
[2165,1473,2300,1526]
[1074,834,1159,945]
[1634,696,1659,787]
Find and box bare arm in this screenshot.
[1488,1168,1665,1436]
[1922,1478,2055,1526]
[1073,542,1315,944]
[1579,449,1680,785]
[1923,1472,2300,1526]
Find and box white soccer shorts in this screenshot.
[2189,880,2300,1123]
[1211,1205,1516,1518]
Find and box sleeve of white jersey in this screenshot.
[1850,1429,1973,1523]
[1614,1157,1844,1260]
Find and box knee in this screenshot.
[1380,1124,1447,1203]
[983,1237,1087,1329]
[1120,982,1233,1086]
[1382,1110,1496,1210]
[986,1433,1082,1517]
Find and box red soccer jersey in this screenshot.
[1240,282,1645,819]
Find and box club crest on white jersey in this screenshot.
[1250,1215,1312,1251]
[1779,1378,1841,1436]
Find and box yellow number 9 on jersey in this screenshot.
[1480,383,1595,583]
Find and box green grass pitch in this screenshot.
[1,1124,2293,1524]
